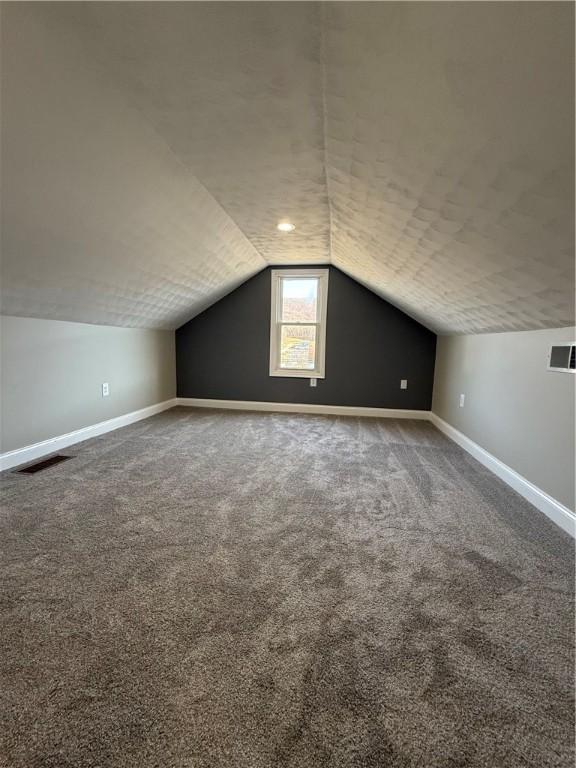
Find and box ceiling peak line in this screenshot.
[319,2,334,266]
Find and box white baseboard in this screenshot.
[0,398,178,472]
[430,413,576,538]
[3,394,572,539]
[176,397,430,420]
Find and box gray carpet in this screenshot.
[0,407,574,768]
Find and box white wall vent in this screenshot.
[548,343,576,373]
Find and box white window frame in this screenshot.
[269,268,329,378]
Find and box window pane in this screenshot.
[280,324,316,369]
[281,278,318,322]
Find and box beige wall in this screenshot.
[433,327,576,511]
[0,316,176,453]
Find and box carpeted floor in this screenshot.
[0,407,574,768]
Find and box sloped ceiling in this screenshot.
[1,2,574,333]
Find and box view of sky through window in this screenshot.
[281,278,318,323]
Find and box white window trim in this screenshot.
[269,268,329,378]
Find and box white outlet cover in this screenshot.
[400,379,408,389]
[102,382,110,397]
[459,393,465,407]
[310,378,317,387]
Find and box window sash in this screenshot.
[277,276,320,324]
[276,321,319,372]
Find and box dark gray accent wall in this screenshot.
[176,267,436,409]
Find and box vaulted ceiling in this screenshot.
[1,2,574,333]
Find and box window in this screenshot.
[269,269,329,378]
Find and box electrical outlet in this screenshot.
[459,393,465,408]
[400,379,408,390]
[102,382,110,398]
[310,378,317,387]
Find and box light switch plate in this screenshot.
[400,379,408,389]
[310,378,317,387]
[459,393,465,408]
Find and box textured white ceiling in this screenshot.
[1,2,574,332]
[324,3,575,333]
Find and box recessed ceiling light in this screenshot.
[277,221,296,232]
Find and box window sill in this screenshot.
[269,370,325,379]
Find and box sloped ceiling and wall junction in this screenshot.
[1,2,574,333]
